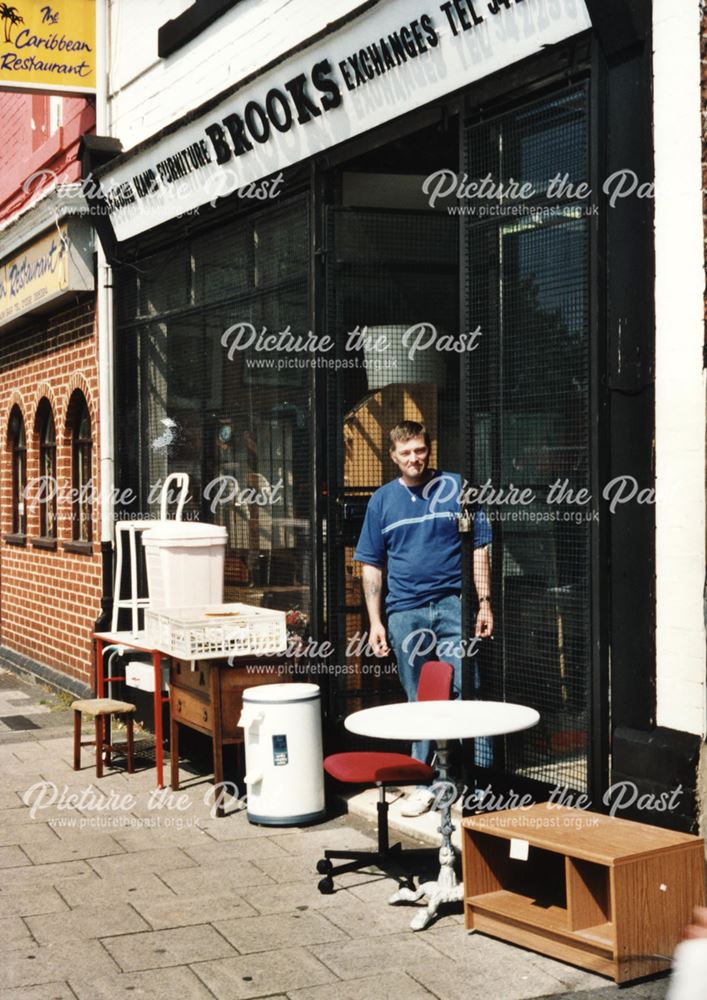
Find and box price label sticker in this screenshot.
[509,838,529,861]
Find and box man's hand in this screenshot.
[368,621,390,658]
[475,604,493,638]
[361,564,389,656]
[473,545,493,638]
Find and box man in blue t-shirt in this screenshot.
[354,420,493,816]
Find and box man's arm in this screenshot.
[361,563,390,656]
[473,545,493,637]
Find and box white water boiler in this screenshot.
[238,683,325,825]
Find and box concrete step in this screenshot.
[338,786,462,852]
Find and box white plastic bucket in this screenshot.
[141,522,227,608]
[239,683,325,825]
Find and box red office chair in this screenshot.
[316,660,454,894]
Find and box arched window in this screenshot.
[36,399,57,539]
[8,406,27,537]
[69,392,92,543]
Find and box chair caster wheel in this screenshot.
[316,859,333,875]
[318,877,335,894]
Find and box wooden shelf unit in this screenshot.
[462,803,704,983]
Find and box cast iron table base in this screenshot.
[388,740,462,930]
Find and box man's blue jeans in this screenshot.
[387,593,493,769]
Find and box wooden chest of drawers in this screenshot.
[169,657,287,815]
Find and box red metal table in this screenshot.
[93,630,170,788]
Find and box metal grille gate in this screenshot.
[462,83,595,795]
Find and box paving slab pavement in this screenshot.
[0,666,673,1000]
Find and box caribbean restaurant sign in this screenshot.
[98,0,592,242]
[0,221,94,330]
[0,0,96,93]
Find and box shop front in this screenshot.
[90,0,685,821]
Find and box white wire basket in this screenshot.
[144,603,287,659]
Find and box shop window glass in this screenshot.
[8,406,26,536]
[36,400,57,539]
[69,393,93,542]
[137,245,191,317]
[192,226,252,304]
[115,197,312,625]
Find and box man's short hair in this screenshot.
[389,421,430,452]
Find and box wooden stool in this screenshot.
[72,698,136,778]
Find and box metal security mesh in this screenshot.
[464,85,592,793]
[115,196,312,625]
[324,207,460,725]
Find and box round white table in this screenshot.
[345,700,540,930]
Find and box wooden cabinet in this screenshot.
[169,657,286,815]
[172,688,214,732]
[462,803,704,983]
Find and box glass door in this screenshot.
[323,205,461,732]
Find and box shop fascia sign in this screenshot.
[0,0,96,94]
[0,219,94,330]
[98,0,591,242]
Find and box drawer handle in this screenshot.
[177,699,182,712]
[202,709,208,722]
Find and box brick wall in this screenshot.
[0,93,95,222]
[0,299,101,687]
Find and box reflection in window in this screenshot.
[69,392,93,543]
[9,406,26,536]
[36,400,57,538]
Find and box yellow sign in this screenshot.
[0,226,69,326]
[0,1,95,93]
